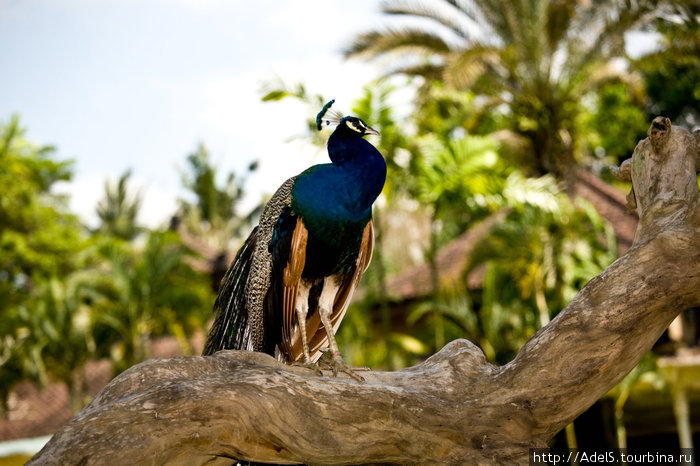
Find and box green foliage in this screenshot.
[414,135,502,212]
[410,134,504,350]
[339,300,430,370]
[364,172,618,366]
[0,115,87,412]
[413,83,507,137]
[260,81,310,104]
[467,173,617,362]
[584,81,648,163]
[337,1,696,377]
[33,273,104,412]
[0,116,83,303]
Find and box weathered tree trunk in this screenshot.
[30,118,700,465]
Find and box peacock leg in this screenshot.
[293,281,322,376]
[317,275,365,382]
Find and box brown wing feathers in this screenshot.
[281,219,375,362]
[330,219,374,328]
[280,218,308,360]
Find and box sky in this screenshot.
[0,0,387,227]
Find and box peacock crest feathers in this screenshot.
[316,99,342,130]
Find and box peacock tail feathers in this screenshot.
[243,176,296,352]
[202,227,258,355]
[203,177,297,356]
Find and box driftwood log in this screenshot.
[30,118,700,465]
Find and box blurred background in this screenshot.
[1,0,699,463]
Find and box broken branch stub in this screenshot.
[610,116,699,243]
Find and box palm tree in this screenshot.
[96,231,213,371]
[96,170,142,240]
[177,143,259,249]
[346,0,663,189]
[35,272,106,413]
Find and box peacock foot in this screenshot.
[318,351,368,383]
[292,360,323,377]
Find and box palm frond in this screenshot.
[472,0,515,43]
[545,0,577,51]
[345,27,453,59]
[565,0,663,76]
[440,0,490,27]
[381,62,446,81]
[381,0,477,41]
[443,44,505,89]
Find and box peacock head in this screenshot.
[316,99,380,138]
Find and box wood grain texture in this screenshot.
[31,119,700,465]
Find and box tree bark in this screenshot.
[30,118,700,465]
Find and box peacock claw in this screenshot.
[333,360,366,383]
[318,351,367,382]
[292,360,323,377]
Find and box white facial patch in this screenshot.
[346,119,365,133]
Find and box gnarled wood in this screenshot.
[31,119,700,465]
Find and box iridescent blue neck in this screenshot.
[291,134,386,226]
[328,133,386,213]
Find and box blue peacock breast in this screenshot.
[290,163,378,278]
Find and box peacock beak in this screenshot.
[364,125,380,137]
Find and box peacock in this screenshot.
[203,100,386,381]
